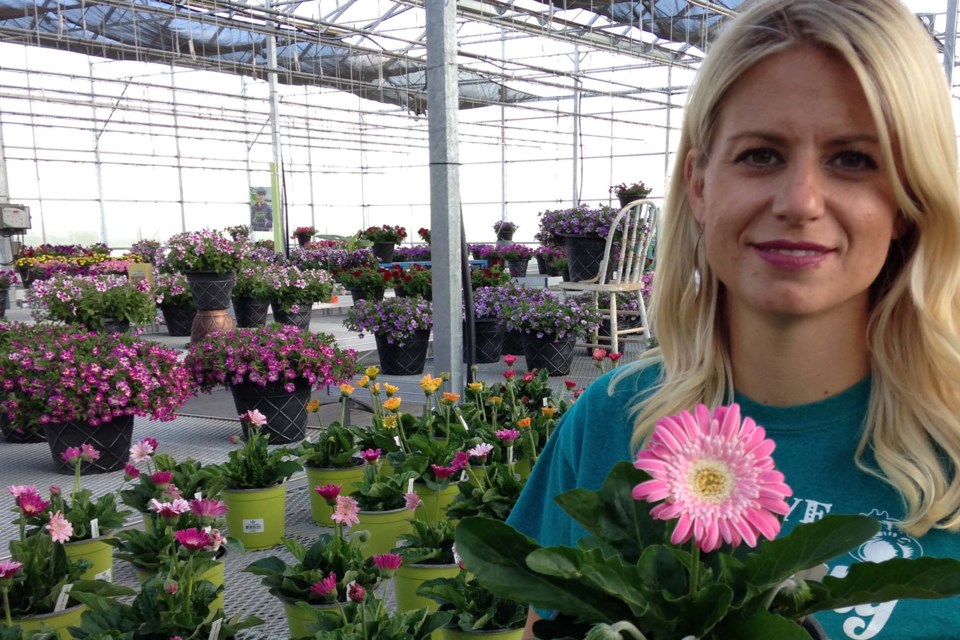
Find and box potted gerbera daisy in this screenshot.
[456,404,960,640]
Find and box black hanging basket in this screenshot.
[42,415,135,475]
[371,242,396,263]
[100,318,132,335]
[230,378,312,444]
[464,319,504,364]
[375,330,430,375]
[507,260,529,278]
[234,298,270,328]
[186,272,236,311]
[562,234,608,282]
[271,303,313,332]
[501,329,525,359]
[349,288,385,302]
[521,333,576,376]
[496,229,515,242]
[160,305,197,337]
[534,255,548,275]
[1,414,46,444]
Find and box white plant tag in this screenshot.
[508,446,514,465]
[90,517,100,539]
[242,518,265,534]
[543,398,548,407]
[394,435,401,446]
[407,478,414,494]
[208,618,222,640]
[459,470,468,482]
[54,583,74,611]
[94,567,112,582]
[195,491,202,500]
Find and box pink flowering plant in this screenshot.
[209,411,303,490]
[349,449,421,512]
[0,323,192,427]
[118,439,226,515]
[0,270,19,289]
[26,272,156,330]
[456,404,960,640]
[185,323,358,394]
[161,228,245,275]
[343,296,433,347]
[264,264,336,312]
[152,271,193,308]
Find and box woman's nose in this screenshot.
[772,155,825,224]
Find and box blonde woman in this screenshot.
[508,0,960,638]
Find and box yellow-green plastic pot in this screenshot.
[394,562,460,613]
[64,535,114,581]
[355,506,415,557]
[440,628,524,640]
[133,555,226,612]
[223,482,287,550]
[305,462,366,525]
[413,483,459,525]
[11,604,85,640]
[282,598,339,638]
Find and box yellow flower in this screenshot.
[467,382,484,393]
[306,399,321,413]
[382,415,398,430]
[340,384,355,397]
[488,396,503,406]
[441,392,460,405]
[384,383,399,397]
[365,366,380,380]
[371,383,381,395]
[383,397,402,412]
[517,417,532,429]
[420,374,442,394]
[357,376,370,388]
[542,406,557,418]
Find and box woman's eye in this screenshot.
[735,148,779,167]
[833,151,877,171]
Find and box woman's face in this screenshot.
[686,45,902,325]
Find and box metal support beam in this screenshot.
[426,0,464,391]
[0,109,13,303]
[88,61,109,246]
[267,0,285,250]
[945,0,958,86]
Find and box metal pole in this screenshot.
[945,0,958,86]
[266,0,284,251]
[0,110,13,296]
[572,45,580,205]
[88,61,109,246]
[425,0,464,391]
[171,64,188,233]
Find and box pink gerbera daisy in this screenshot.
[46,510,73,543]
[315,484,342,503]
[372,553,403,573]
[332,495,360,527]
[174,527,213,551]
[310,572,338,599]
[632,403,792,553]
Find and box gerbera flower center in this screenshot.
[687,460,733,504]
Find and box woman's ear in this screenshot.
[685,150,706,227]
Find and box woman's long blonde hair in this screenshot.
[617,0,960,536]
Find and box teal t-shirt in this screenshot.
[506,362,960,639]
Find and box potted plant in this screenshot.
[418,227,431,244]
[26,272,155,333]
[393,518,459,614]
[266,264,336,330]
[359,225,407,263]
[465,286,507,364]
[502,289,601,376]
[293,588,450,639]
[162,229,245,311]
[130,239,163,265]
[335,266,389,301]
[493,220,518,242]
[394,245,432,262]
[186,323,358,444]
[292,225,317,247]
[0,323,193,474]
[469,265,511,290]
[495,244,534,277]
[609,179,652,208]
[231,262,275,328]
[225,224,250,242]
[387,264,432,299]
[349,449,421,557]
[344,296,433,375]
[152,271,196,337]
[0,270,19,319]
[296,416,366,526]
[418,569,528,639]
[537,203,621,281]
[209,410,303,550]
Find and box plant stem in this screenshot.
[340,396,348,427]
[3,587,12,627]
[527,431,538,464]
[689,543,700,598]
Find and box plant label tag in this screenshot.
[242,518,265,534]
[90,517,100,539]
[407,478,414,494]
[508,446,514,465]
[94,567,112,582]
[195,491,202,500]
[394,435,401,446]
[543,398,548,407]
[208,618,222,640]
[459,470,468,482]
[54,583,74,611]
[203,526,212,534]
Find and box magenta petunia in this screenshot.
[632,403,793,553]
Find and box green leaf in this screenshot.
[711,609,812,640]
[792,556,960,618]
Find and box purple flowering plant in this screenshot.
[185,323,359,394]
[0,323,193,426]
[0,270,19,289]
[343,296,433,347]
[232,262,279,302]
[265,265,336,313]
[492,243,534,262]
[130,239,163,265]
[493,220,518,234]
[161,229,245,275]
[502,288,601,341]
[152,271,193,308]
[536,203,620,244]
[393,245,432,262]
[467,286,508,328]
[26,272,156,331]
[294,245,377,273]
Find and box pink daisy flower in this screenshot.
[189,498,228,521]
[360,448,381,463]
[129,440,155,463]
[310,572,338,598]
[347,582,366,603]
[431,463,458,480]
[151,471,174,487]
[0,559,23,580]
[495,429,520,443]
[403,492,421,511]
[503,354,517,366]
[46,510,73,543]
[60,446,83,465]
[239,409,267,426]
[468,443,493,461]
[80,444,101,462]
[315,484,342,503]
[332,495,360,527]
[372,553,403,572]
[632,403,793,553]
[174,527,213,551]
[7,485,36,499]
[18,491,50,517]
[124,464,141,480]
[149,498,191,518]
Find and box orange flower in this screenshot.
[306,399,321,413]
[441,392,460,405]
[420,374,442,394]
[517,417,532,429]
[357,376,370,388]
[383,397,402,412]
[542,406,557,418]
[384,383,399,397]
[340,384,355,397]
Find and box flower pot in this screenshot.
[133,552,226,613]
[561,234,609,282]
[233,297,270,328]
[0,290,8,318]
[296,235,311,247]
[223,482,287,550]
[374,330,430,376]
[41,414,135,475]
[0,413,45,443]
[230,378,312,444]
[355,506,416,558]
[282,598,338,637]
[495,229,515,242]
[441,628,524,640]
[413,483,459,525]
[501,329,524,360]
[618,193,649,208]
[271,303,313,331]
[349,287,385,302]
[305,462,367,526]
[534,254,548,275]
[185,271,236,310]
[160,304,197,337]
[95,317,131,334]
[506,259,529,278]
[521,333,576,377]
[371,242,396,263]
[11,603,86,640]
[64,535,114,581]
[394,562,460,613]
[191,308,235,344]
[464,319,504,365]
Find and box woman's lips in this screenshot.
[752,241,832,269]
